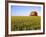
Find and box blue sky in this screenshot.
[11,5,41,16]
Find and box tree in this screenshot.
[30,11,38,16]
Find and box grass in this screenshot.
[11,16,41,31]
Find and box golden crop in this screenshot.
[11,16,41,31]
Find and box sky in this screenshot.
[11,5,41,16]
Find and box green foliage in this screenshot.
[11,16,41,31]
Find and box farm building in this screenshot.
[30,11,38,16]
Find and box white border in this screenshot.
[8,3,43,34]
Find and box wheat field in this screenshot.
[11,16,41,31]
